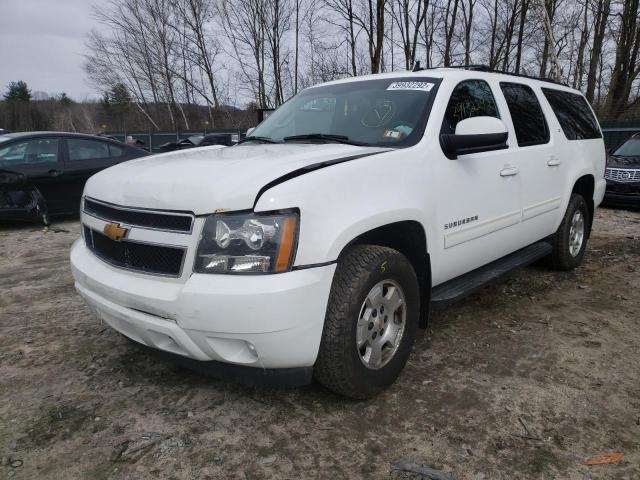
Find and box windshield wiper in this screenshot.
[237,135,281,144]
[283,133,366,146]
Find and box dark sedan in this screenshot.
[158,133,238,152]
[604,133,640,208]
[0,132,148,223]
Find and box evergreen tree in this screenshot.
[58,92,73,105]
[3,81,32,101]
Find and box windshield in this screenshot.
[613,137,640,157]
[251,77,440,147]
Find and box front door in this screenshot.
[431,79,523,285]
[0,136,66,214]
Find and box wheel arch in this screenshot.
[337,220,431,328]
[572,174,595,236]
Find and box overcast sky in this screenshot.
[0,0,101,100]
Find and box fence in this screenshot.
[106,129,246,153]
[601,127,639,149]
[108,126,638,152]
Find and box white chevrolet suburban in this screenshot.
[70,67,606,398]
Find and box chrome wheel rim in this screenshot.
[356,280,406,370]
[569,210,585,257]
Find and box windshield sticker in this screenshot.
[383,129,402,139]
[387,81,434,92]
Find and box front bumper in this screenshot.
[604,180,640,207]
[70,239,336,373]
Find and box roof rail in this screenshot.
[430,64,569,87]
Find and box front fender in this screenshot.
[254,149,433,267]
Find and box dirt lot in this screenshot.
[1,208,639,480]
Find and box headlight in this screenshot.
[194,211,299,274]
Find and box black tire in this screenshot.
[547,193,590,271]
[314,245,420,399]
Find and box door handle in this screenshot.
[547,157,561,167]
[48,169,60,177]
[500,166,519,177]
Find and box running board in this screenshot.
[431,242,552,306]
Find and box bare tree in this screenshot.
[604,0,640,116]
[391,0,428,69]
[324,0,360,76]
[171,0,222,109]
[585,0,610,103]
[443,0,461,66]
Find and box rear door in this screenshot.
[61,137,126,212]
[498,82,561,240]
[0,136,66,213]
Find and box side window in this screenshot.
[441,80,500,134]
[108,144,125,157]
[0,138,59,167]
[541,88,601,140]
[68,138,110,161]
[500,82,549,147]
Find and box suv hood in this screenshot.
[608,155,640,168]
[84,143,388,214]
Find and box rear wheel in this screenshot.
[547,193,589,271]
[314,245,420,399]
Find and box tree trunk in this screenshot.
[515,0,528,73]
[585,0,610,103]
[604,0,640,117]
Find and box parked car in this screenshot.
[70,67,606,398]
[158,133,238,152]
[200,133,238,147]
[604,133,640,207]
[0,132,148,222]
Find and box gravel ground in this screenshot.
[0,207,639,480]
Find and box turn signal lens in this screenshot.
[275,216,296,272]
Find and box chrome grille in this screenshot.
[83,226,185,277]
[605,168,640,182]
[83,197,193,233]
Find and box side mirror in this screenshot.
[246,127,255,137]
[440,116,509,160]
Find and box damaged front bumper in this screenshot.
[0,170,49,224]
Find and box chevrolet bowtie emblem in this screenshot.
[103,222,128,241]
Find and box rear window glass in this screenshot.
[541,88,601,140]
[500,83,549,147]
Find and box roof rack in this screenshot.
[422,64,569,87]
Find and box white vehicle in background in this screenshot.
[70,66,606,398]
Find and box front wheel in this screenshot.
[547,193,590,271]
[314,245,420,399]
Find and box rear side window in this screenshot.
[500,83,549,146]
[441,80,500,134]
[108,144,125,157]
[68,138,117,161]
[541,89,601,140]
